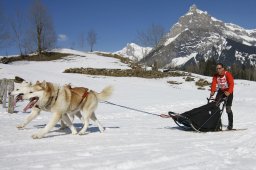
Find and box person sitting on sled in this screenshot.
[210,63,234,130]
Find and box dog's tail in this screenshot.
[94,86,113,101]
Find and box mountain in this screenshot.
[141,4,256,68]
[114,43,152,61]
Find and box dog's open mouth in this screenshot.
[14,93,24,106]
[23,97,39,112]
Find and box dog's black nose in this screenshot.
[19,93,24,96]
[8,92,11,95]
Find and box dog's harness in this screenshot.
[78,89,90,106]
[35,88,60,110]
[65,88,90,112]
[35,87,89,110]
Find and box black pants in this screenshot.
[216,90,233,127]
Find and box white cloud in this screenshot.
[58,34,68,42]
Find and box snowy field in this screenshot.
[0,50,256,170]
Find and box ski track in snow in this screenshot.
[0,51,256,170]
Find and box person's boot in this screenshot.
[227,123,233,130]
[227,111,233,130]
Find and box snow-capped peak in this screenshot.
[141,5,256,68]
[114,43,152,61]
[186,4,208,15]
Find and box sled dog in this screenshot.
[11,81,32,96]
[10,81,33,110]
[10,81,81,129]
[19,81,113,139]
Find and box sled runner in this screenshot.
[167,97,227,132]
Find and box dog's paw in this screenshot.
[58,127,67,131]
[71,131,78,135]
[99,127,105,133]
[31,133,43,139]
[16,124,25,129]
[78,131,89,135]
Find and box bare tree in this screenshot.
[10,10,26,55]
[23,33,35,54]
[0,5,10,49]
[70,41,76,50]
[28,0,56,55]
[78,32,85,50]
[136,23,165,47]
[87,30,97,52]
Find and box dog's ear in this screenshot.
[65,83,72,89]
[36,81,40,85]
[21,81,26,85]
[42,80,47,88]
[21,81,31,87]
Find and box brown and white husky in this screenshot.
[20,81,112,139]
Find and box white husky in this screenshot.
[20,81,112,139]
[11,81,81,129]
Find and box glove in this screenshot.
[224,91,230,96]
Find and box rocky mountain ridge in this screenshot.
[141,4,256,68]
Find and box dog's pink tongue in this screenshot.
[14,95,23,107]
[23,100,37,112]
[13,99,17,107]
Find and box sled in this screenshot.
[167,97,228,132]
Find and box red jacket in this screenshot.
[211,70,234,94]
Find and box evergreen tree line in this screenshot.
[184,59,256,81]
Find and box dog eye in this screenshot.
[16,89,19,91]
[29,92,33,93]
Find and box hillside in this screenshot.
[0,49,256,169]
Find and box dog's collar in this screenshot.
[36,88,60,110]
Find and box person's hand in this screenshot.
[210,92,215,96]
[224,91,230,96]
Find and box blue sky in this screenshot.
[1,0,256,55]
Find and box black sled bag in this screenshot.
[176,102,222,132]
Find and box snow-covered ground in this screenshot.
[0,50,256,170]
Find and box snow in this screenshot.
[187,5,207,15]
[51,48,92,56]
[224,30,256,44]
[225,23,256,35]
[30,50,130,72]
[225,23,245,32]
[242,41,252,46]
[185,12,193,16]
[171,52,197,66]
[164,33,181,46]
[0,54,20,58]
[235,51,256,65]
[114,43,152,61]
[1,49,256,169]
[195,9,208,15]
[224,23,256,44]
[239,35,256,43]
[235,51,246,62]
[211,16,222,22]
[247,29,256,34]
